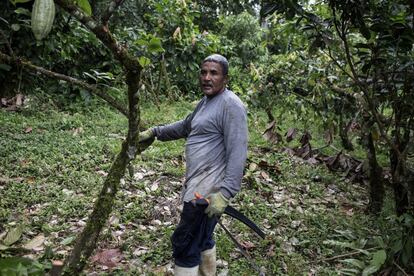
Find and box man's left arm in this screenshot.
[220,102,248,199]
[205,101,248,218]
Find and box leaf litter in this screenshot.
[1,117,379,275]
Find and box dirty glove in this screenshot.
[205,192,229,218]
[138,128,155,151]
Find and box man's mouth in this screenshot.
[202,84,213,89]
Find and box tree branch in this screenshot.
[54,0,141,73]
[330,7,402,158]
[0,29,14,57]
[0,51,128,116]
[323,48,354,81]
[101,0,125,26]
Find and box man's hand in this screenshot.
[205,192,229,218]
[138,129,155,151]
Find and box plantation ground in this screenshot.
[0,97,400,275]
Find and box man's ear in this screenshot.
[224,75,229,85]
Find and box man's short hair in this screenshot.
[202,54,229,76]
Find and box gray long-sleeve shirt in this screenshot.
[153,89,248,202]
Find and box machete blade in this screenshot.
[224,206,265,239]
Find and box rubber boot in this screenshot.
[174,264,199,276]
[198,245,216,276]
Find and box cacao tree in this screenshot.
[0,0,155,274]
[261,0,414,270]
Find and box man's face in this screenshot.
[199,61,227,97]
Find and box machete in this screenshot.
[193,194,266,239]
[224,205,265,239]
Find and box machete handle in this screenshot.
[194,192,210,203]
[192,192,209,207]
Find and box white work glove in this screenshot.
[205,192,229,218]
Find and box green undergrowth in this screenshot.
[0,97,402,275]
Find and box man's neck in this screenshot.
[206,88,226,99]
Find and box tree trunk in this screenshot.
[366,132,384,213]
[61,141,131,275]
[339,113,354,151]
[390,149,409,216]
[390,92,411,215]
[390,129,411,216]
[266,107,274,123]
[362,113,384,213]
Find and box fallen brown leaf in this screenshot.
[286,128,297,142]
[24,127,33,133]
[91,248,123,268]
[23,234,45,250]
[263,121,283,144]
[241,240,256,250]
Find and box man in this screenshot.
[139,54,248,275]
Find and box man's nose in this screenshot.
[203,73,211,81]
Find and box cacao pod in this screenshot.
[31,0,55,41]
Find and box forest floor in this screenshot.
[0,96,400,275]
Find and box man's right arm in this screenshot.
[152,100,204,141]
[152,114,192,141]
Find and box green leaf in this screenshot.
[60,236,76,245]
[340,258,365,269]
[3,225,23,246]
[138,56,151,67]
[148,37,164,53]
[10,0,32,4]
[75,0,92,16]
[362,264,380,276]
[14,8,31,16]
[340,268,361,275]
[83,72,97,81]
[371,250,386,267]
[391,239,403,254]
[0,64,12,71]
[401,238,413,266]
[134,39,148,47]
[372,236,386,248]
[108,87,122,94]
[0,257,44,275]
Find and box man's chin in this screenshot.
[202,88,224,97]
[202,89,214,96]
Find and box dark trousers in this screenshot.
[171,201,218,267]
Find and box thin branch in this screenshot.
[393,261,410,276]
[54,0,141,72]
[323,49,354,81]
[317,247,379,263]
[101,0,125,26]
[0,51,128,116]
[321,251,363,262]
[0,29,14,57]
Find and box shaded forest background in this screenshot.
[1,0,413,275]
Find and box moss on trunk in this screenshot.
[61,141,130,275]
